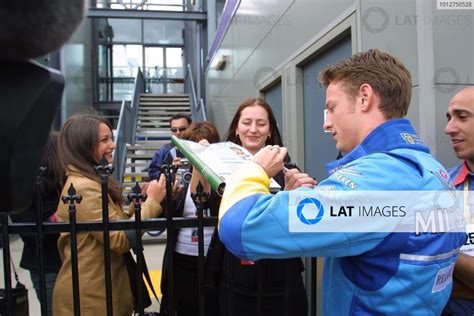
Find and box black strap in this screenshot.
[9,257,20,283]
[137,251,160,303]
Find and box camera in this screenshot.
[176,158,192,188]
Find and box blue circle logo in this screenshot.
[296,197,324,225]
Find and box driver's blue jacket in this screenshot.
[218,119,466,315]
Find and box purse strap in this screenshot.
[137,251,160,303]
[9,257,21,284]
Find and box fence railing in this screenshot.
[1,162,217,316]
[1,160,320,316]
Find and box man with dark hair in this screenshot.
[218,49,466,314]
[148,113,192,180]
[444,86,474,315]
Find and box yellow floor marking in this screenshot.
[144,269,162,298]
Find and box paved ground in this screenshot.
[1,235,166,315]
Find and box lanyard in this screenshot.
[464,178,470,224]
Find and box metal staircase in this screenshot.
[121,93,191,196]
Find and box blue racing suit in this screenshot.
[218,119,466,315]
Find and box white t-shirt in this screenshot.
[175,186,214,256]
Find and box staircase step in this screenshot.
[128,153,155,159]
[126,162,150,168]
[139,105,190,110]
[138,110,190,115]
[137,128,171,132]
[127,144,163,151]
[135,135,171,141]
[137,123,170,128]
[124,172,149,178]
[137,117,175,122]
[140,98,189,101]
[139,102,189,106]
[134,140,170,145]
[140,93,188,98]
[140,97,189,101]
[122,181,146,188]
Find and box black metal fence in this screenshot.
[1,162,318,316]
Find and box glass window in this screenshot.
[107,19,142,43]
[112,44,142,77]
[165,47,184,79]
[143,20,184,45]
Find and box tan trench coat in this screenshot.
[52,169,161,316]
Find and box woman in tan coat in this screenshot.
[53,114,165,315]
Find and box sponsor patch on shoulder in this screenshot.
[332,172,358,190]
[338,166,364,178]
[400,133,423,145]
[315,185,336,191]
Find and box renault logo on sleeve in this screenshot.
[297,197,324,225]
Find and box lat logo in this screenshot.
[296,197,324,225]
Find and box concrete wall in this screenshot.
[205,0,474,169]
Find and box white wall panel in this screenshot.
[206,0,354,137]
[359,0,419,85]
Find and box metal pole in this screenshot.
[311,258,317,316]
[228,255,234,316]
[1,213,12,316]
[284,265,290,316]
[61,183,82,316]
[94,156,114,316]
[256,262,262,316]
[191,181,209,316]
[35,167,48,316]
[127,182,147,316]
[162,164,176,315]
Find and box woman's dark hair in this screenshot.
[59,114,122,204]
[40,131,65,195]
[225,97,284,147]
[181,121,221,144]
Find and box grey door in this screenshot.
[302,35,352,180]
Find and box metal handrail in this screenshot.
[131,68,145,145]
[185,63,207,121]
[113,68,145,182]
[199,98,207,121]
[113,100,131,183]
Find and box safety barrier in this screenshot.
[1,161,318,316]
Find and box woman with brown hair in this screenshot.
[52,114,166,315]
[214,97,308,315]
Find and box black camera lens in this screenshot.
[183,171,192,183]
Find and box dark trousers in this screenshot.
[219,278,307,316]
[30,271,57,316]
[160,252,218,316]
